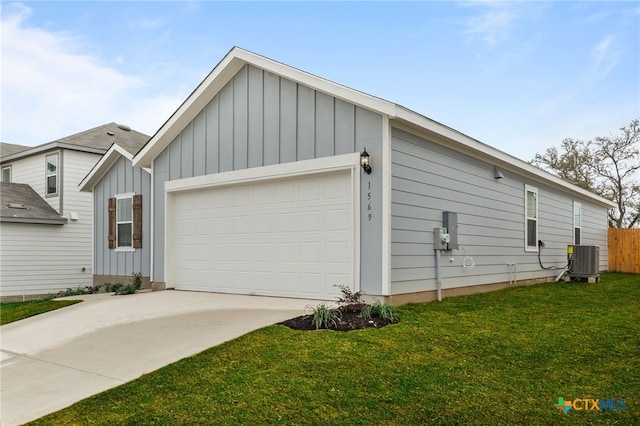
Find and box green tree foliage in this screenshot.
[532,118,640,228]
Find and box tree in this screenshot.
[532,118,640,228]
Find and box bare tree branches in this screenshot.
[532,119,640,228]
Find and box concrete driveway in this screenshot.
[0,290,317,426]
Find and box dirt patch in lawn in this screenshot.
[279,303,398,332]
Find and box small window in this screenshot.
[117,195,133,248]
[1,166,11,183]
[573,201,582,245]
[108,194,142,250]
[525,185,538,251]
[45,154,58,196]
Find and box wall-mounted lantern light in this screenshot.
[360,148,372,174]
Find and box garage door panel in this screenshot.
[172,170,353,299]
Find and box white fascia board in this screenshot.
[134,51,245,168]
[380,115,392,296]
[133,47,397,169]
[232,48,397,116]
[393,107,616,209]
[79,144,133,192]
[166,153,360,193]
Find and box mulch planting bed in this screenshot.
[279,303,398,332]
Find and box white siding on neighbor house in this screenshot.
[93,156,151,277]
[0,149,102,297]
[0,223,93,297]
[390,128,609,295]
[8,153,61,213]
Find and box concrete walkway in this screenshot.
[0,291,317,426]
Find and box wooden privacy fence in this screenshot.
[608,228,640,274]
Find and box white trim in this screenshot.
[390,114,615,209]
[381,115,392,296]
[524,184,539,252]
[130,47,613,210]
[133,47,396,168]
[164,153,361,295]
[79,144,135,192]
[115,247,136,253]
[352,164,361,295]
[165,153,360,192]
[1,165,11,182]
[150,159,155,282]
[115,192,135,250]
[45,153,59,196]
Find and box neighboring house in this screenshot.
[0,123,149,301]
[82,47,615,303]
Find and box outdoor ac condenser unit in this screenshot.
[568,245,599,276]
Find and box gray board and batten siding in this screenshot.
[153,64,384,293]
[389,128,608,296]
[93,155,151,277]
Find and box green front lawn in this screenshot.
[31,272,638,425]
[0,299,81,326]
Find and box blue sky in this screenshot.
[2,1,639,162]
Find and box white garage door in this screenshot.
[170,170,354,300]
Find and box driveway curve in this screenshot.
[0,291,318,426]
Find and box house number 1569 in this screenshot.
[367,181,372,221]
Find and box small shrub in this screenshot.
[57,287,87,297]
[132,272,143,290]
[359,301,398,322]
[105,282,125,293]
[306,303,342,329]
[335,284,365,306]
[114,284,138,295]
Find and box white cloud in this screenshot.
[0,3,182,145]
[592,35,618,76]
[462,1,517,46]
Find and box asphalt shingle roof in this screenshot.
[54,122,149,153]
[0,123,150,162]
[0,143,31,157]
[0,182,67,224]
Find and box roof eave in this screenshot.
[133,47,397,168]
[0,216,68,225]
[79,144,135,192]
[1,142,106,163]
[391,108,616,209]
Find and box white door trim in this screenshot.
[166,153,360,193]
[164,152,362,296]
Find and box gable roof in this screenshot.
[78,140,150,192]
[0,123,150,163]
[133,47,614,209]
[0,182,67,224]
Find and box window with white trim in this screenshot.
[116,194,133,248]
[573,201,582,245]
[525,185,538,251]
[45,154,59,195]
[1,165,11,182]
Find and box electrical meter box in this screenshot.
[443,211,459,250]
[433,227,450,250]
